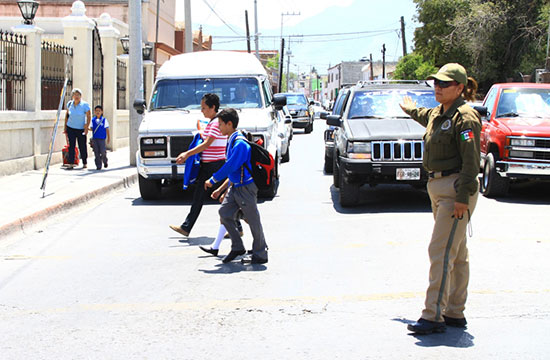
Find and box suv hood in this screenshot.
[287,104,307,111]
[139,108,274,134]
[498,116,550,137]
[346,117,426,141]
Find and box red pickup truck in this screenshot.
[477,83,550,197]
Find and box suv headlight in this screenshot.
[347,141,371,159]
[510,138,535,147]
[140,136,168,158]
[299,110,308,117]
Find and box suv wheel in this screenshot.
[304,120,313,134]
[138,174,162,200]
[339,173,360,207]
[481,153,509,197]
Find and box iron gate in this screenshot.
[92,26,103,107]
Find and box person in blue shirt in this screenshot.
[64,88,91,169]
[205,108,268,264]
[90,105,110,170]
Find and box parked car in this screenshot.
[327,80,439,206]
[133,50,286,200]
[276,105,293,162]
[275,92,314,133]
[322,86,352,173]
[476,83,550,197]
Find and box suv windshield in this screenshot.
[348,89,439,119]
[496,88,550,118]
[284,94,307,105]
[150,77,262,110]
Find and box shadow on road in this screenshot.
[392,318,475,348]
[330,184,432,214]
[199,262,267,274]
[484,180,550,205]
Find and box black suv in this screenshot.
[327,81,439,206]
[323,85,352,173]
[276,92,314,133]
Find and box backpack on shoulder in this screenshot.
[231,131,275,190]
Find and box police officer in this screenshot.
[399,63,481,334]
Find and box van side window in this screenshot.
[262,80,272,106]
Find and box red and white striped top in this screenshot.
[201,119,227,162]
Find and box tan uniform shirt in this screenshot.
[403,97,481,204]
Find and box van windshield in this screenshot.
[149,78,262,110]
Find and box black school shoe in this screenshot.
[241,254,268,264]
[443,315,467,328]
[407,318,446,334]
[199,246,218,256]
[222,250,246,263]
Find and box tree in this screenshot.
[393,52,437,80]
[412,0,549,91]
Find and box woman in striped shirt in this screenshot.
[169,93,227,237]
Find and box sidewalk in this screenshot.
[0,147,137,239]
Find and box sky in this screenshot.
[175,0,420,75]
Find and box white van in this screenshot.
[133,51,286,200]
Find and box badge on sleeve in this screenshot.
[460,129,474,141]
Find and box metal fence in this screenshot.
[117,60,126,109]
[41,41,73,110]
[0,30,26,111]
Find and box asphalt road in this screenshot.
[1,120,550,359]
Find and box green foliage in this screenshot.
[393,53,437,80]
[265,55,279,70]
[412,0,549,91]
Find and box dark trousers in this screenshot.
[181,160,225,233]
[219,182,268,260]
[67,126,87,165]
[91,138,108,169]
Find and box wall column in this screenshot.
[97,13,120,150]
[62,0,95,105]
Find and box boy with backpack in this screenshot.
[89,105,110,170]
[204,108,268,264]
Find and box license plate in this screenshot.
[396,168,420,180]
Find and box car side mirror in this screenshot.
[272,94,287,110]
[473,105,488,119]
[133,99,147,115]
[326,115,342,127]
[320,111,328,120]
[309,100,315,105]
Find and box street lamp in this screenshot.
[142,43,152,60]
[120,35,130,54]
[17,0,39,25]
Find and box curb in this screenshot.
[0,173,137,239]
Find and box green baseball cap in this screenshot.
[428,63,467,85]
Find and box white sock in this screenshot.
[211,224,226,250]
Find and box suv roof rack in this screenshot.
[356,80,430,87]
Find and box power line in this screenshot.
[211,28,399,40]
[202,0,242,36]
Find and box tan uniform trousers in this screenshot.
[422,173,478,322]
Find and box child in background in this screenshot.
[90,105,110,170]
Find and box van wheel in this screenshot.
[281,146,290,163]
[333,152,340,188]
[324,155,333,174]
[139,174,162,200]
[481,153,509,197]
[339,173,360,207]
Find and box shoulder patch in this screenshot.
[460,129,474,141]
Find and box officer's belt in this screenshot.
[428,168,460,178]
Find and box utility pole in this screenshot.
[254,0,259,59]
[286,45,292,91]
[382,44,387,79]
[129,0,144,166]
[369,53,374,80]
[546,13,550,69]
[400,16,407,57]
[245,10,251,53]
[278,38,285,93]
[280,11,300,80]
[184,0,192,53]
[155,0,160,61]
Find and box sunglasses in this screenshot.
[434,79,457,88]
